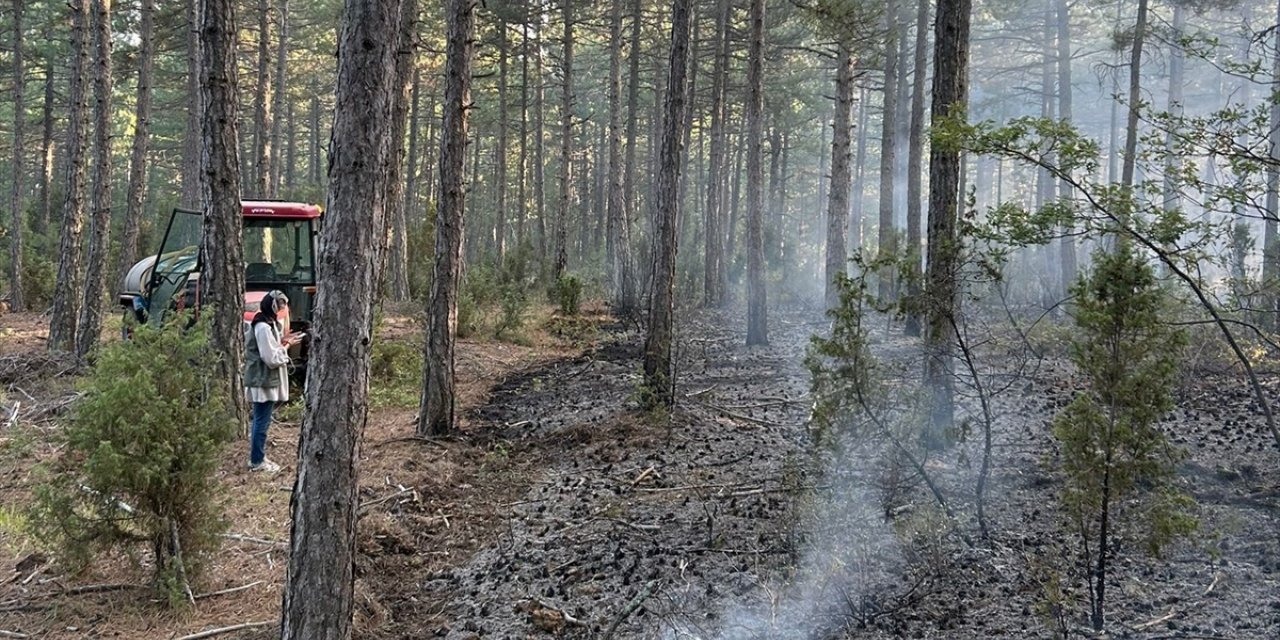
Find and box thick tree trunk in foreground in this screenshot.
[76,0,115,358]
[825,47,854,310]
[197,0,246,418]
[417,0,474,437]
[642,0,692,408]
[745,0,768,346]
[282,0,401,637]
[117,0,155,285]
[383,0,417,299]
[923,0,971,445]
[48,0,91,353]
[8,0,26,312]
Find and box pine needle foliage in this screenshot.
[1052,244,1196,632]
[29,315,237,606]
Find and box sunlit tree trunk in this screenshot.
[8,0,26,312]
[850,86,868,253]
[877,0,900,301]
[48,0,91,353]
[518,19,530,248]
[923,0,970,445]
[117,0,155,288]
[418,0,473,437]
[643,0,691,409]
[270,0,289,195]
[37,57,55,237]
[309,93,320,186]
[825,47,854,311]
[534,10,548,263]
[197,0,246,417]
[555,0,574,279]
[745,0,768,346]
[252,0,272,196]
[1057,0,1076,290]
[607,0,637,314]
[393,65,421,302]
[904,0,928,335]
[282,0,401,636]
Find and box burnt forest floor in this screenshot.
[2,304,1279,640]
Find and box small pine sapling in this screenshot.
[1052,244,1196,632]
[29,315,237,606]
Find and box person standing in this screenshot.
[244,290,298,473]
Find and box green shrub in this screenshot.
[370,333,424,409]
[496,285,529,339]
[553,274,583,316]
[28,316,236,606]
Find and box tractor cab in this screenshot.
[119,201,322,359]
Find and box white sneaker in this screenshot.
[249,459,282,474]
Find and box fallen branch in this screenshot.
[358,487,417,515]
[60,583,143,596]
[194,580,263,601]
[602,579,661,640]
[1134,608,1178,631]
[630,466,656,486]
[174,620,275,640]
[4,401,18,429]
[372,435,449,450]
[0,630,30,639]
[221,533,286,547]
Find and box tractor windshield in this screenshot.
[243,218,316,286]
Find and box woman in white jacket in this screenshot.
[243,290,298,473]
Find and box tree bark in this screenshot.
[182,0,202,208]
[496,18,509,262]
[518,18,530,248]
[270,0,290,196]
[37,56,55,237]
[197,0,246,418]
[643,0,692,408]
[534,11,548,263]
[1121,0,1147,190]
[393,65,421,302]
[703,0,730,308]
[76,0,114,358]
[903,0,928,334]
[745,0,768,346]
[252,0,272,196]
[623,0,643,278]
[877,0,900,302]
[8,0,26,312]
[1267,0,1280,326]
[48,0,91,353]
[417,0,474,436]
[923,0,971,445]
[607,0,637,314]
[282,0,402,636]
[117,0,156,292]
[384,0,417,301]
[309,94,321,186]
[1057,0,1076,291]
[1037,0,1058,306]
[825,47,855,310]
[554,0,574,279]
[850,85,868,253]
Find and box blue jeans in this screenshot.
[250,401,275,465]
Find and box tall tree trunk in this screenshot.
[117,0,155,288]
[704,0,730,307]
[252,0,272,196]
[825,47,854,310]
[877,0,900,301]
[197,0,246,418]
[286,99,296,189]
[1121,0,1148,190]
[1057,0,1076,291]
[903,0,929,335]
[923,0,971,445]
[48,0,92,353]
[643,0,692,408]
[623,0,643,277]
[745,0,768,346]
[270,0,289,195]
[1037,0,1058,306]
[182,0,202,208]
[555,0,574,279]
[518,18,530,248]
[309,94,321,186]
[282,0,401,637]
[607,0,637,314]
[766,126,781,264]
[851,86,868,253]
[727,118,743,287]
[37,56,55,237]
[8,0,26,311]
[383,0,417,301]
[393,65,421,301]
[495,18,509,262]
[417,0,473,436]
[1265,0,1280,324]
[534,14,548,264]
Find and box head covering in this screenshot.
[252,290,289,327]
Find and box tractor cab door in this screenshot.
[144,208,203,326]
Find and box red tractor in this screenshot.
[118,200,322,363]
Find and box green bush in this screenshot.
[28,316,237,606]
[370,334,423,409]
[553,274,583,316]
